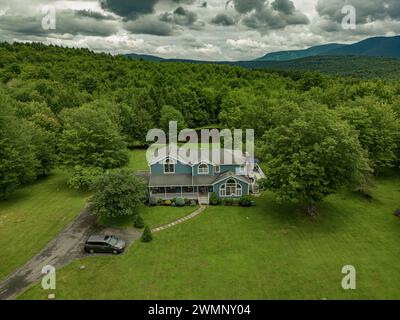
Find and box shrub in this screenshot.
[171,202,176,207]
[68,166,104,191]
[175,197,185,207]
[184,198,191,205]
[134,215,145,229]
[190,200,197,207]
[164,200,172,206]
[157,198,163,205]
[172,197,177,204]
[239,195,253,207]
[223,198,234,206]
[141,226,153,243]
[209,192,221,205]
[148,196,158,206]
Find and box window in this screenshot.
[164,158,175,174]
[198,163,209,174]
[237,165,246,175]
[151,187,164,194]
[220,179,242,197]
[215,165,220,174]
[183,187,194,193]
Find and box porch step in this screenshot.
[198,196,209,205]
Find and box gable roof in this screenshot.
[212,171,250,185]
[148,146,247,166]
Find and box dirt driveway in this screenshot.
[0,209,141,300]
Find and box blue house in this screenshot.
[147,147,263,204]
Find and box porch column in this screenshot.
[180,187,183,197]
[164,187,167,199]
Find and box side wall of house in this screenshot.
[213,177,249,198]
[150,161,192,175]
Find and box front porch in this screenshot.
[149,186,212,200]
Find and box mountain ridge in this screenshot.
[126,35,400,64]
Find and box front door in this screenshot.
[199,186,213,196]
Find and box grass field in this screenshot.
[127,148,149,172]
[18,172,400,300]
[0,169,90,281]
[98,205,199,229]
[0,148,196,283]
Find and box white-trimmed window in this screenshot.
[220,179,242,197]
[198,163,209,174]
[237,165,246,175]
[164,158,175,174]
[215,165,220,174]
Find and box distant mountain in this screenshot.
[125,53,164,62]
[240,55,400,78]
[256,43,347,62]
[324,36,400,58]
[125,35,400,78]
[255,35,400,61]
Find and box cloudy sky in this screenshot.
[0,0,399,60]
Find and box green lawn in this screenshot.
[127,148,148,172]
[0,149,149,282]
[18,173,400,299]
[0,169,90,281]
[97,205,199,229]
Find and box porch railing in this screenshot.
[150,193,199,200]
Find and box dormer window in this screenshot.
[198,163,209,175]
[164,158,175,174]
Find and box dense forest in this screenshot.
[1,42,399,208]
[231,55,400,78]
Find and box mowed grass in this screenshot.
[0,169,90,281]
[0,149,150,281]
[98,205,199,229]
[127,148,149,172]
[18,173,400,300]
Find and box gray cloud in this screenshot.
[231,0,309,32]
[172,0,196,4]
[159,6,201,28]
[123,16,174,36]
[75,9,116,21]
[229,0,265,14]
[0,0,399,62]
[272,0,295,15]
[100,0,159,19]
[0,9,118,37]
[316,0,400,26]
[211,13,236,26]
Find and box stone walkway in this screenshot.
[152,205,207,233]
